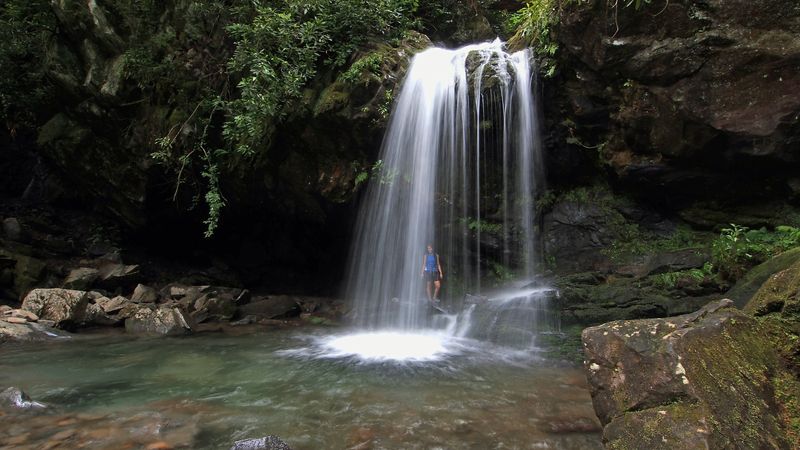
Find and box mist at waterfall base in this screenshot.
[303,40,558,363]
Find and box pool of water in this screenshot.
[0,328,602,449]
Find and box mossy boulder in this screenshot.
[727,247,800,308]
[745,256,800,319]
[583,299,791,449]
[745,258,800,442]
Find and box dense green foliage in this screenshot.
[223,0,417,156]
[140,0,420,236]
[650,263,714,289]
[712,224,800,280]
[0,0,55,132]
[507,0,561,76]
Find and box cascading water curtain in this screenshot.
[345,40,542,331]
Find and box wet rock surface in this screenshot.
[556,270,722,326]
[0,321,67,343]
[582,299,791,448]
[231,435,293,450]
[550,0,800,210]
[0,387,46,410]
[124,306,195,336]
[21,289,88,329]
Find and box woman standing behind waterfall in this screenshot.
[421,244,443,302]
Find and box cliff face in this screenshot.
[4,0,800,291]
[36,1,422,221]
[548,0,800,207]
[14,1,437,289]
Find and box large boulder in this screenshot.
[745,257,800,382]
[727,247,800,308]
[124,306,194,336]
[582,299,791,448]
[21,289,89,329]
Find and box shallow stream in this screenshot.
[0,329,602,449]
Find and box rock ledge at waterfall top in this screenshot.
[582,298,791,449]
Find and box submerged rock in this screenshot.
[582,299,791,448]
[124,306,194,336]
[21,289,89,329]
[0,387,46,410]
[231,435,292,450]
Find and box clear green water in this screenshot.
[0,329,602,449]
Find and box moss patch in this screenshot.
[745,259,800,444]
[583,300,792,448]
[727,247,800,308]
[604,401,710,450]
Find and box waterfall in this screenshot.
[344,40,545,335]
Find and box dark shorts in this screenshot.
[424,271,440,282]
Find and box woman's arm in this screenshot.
[437,254,443,278]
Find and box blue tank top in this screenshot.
[425,253,437,272]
